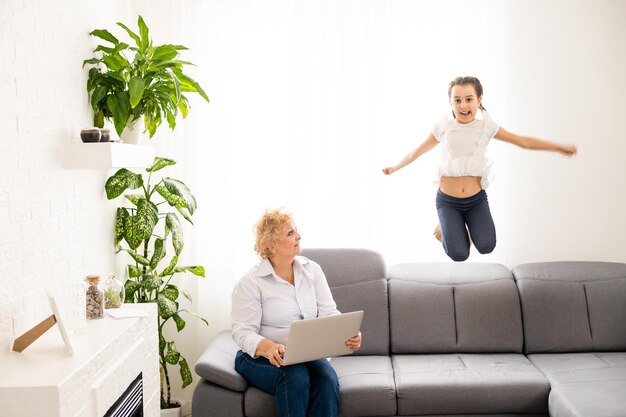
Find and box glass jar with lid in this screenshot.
[104,273,125,308]
[85,274,105,319]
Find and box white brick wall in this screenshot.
[0,0,132,351]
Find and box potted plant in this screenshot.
[105,156,207,413]
[83,15,209,141]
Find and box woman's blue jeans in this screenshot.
[436,189,496,262]
[235,350,340,417]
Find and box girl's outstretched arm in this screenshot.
[494,127,577,156]
[382,133,439,175]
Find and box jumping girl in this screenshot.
[382,76,577,262]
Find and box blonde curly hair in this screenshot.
[254,208,294,259]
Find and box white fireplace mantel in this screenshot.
[0,303,159,417]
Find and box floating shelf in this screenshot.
[65,143,155,169]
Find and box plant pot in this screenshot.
[120,118,145,144]
[160,402,181,417]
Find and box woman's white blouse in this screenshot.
[432,112,500,189]
[231,256,340,357]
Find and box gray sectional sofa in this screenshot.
[192,249,626,417]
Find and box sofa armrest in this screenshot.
[194,330,248,392]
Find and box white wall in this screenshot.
[497,0,626,266]
[0,0,132,346]
[1,0,625,414]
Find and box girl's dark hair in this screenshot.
[448,76,486,118]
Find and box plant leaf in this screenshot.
[119,249,150,266]
[138,15,150,53]
[150,238,166,270]
[157,293,177,319]
[163,178,197,215]
[90,86,108,110]
[161,284,179,302]
[136,198,159,230]
[102,53,129,73]
[151,44,180,63]
[165,341,180,365]
[124,194,143,205]
[173,70,210,103]
[165,68,181,102]
[156,185,187,212]
[146,157,176,173]
[174,265,205,277]
[177,96,189,119]
[180,308,209,326]
[179,358,193,388]
[142,274,163,292]
[90,29,119,45]
[160,255,179,277]
[115,208,129,245]
[124,199,156,249]
[94,110,104,128]
[116,22,141,48]
[159,333,166,351]
[123,216,145,249]
[165,213,184,255]
[124,279,141,302]
[172,313,186,332]
[106,92,132,136]
[182,289,192,303]
[128,77,145,108]
[105,168,144,199]
[82,58,101,68]
[128,265,142,278]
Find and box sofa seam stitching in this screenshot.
[389,277,514,285]
[582,283,594,350]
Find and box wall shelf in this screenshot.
[65,143,155,169]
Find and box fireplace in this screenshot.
[105,373,144,417]
[0,304,159,417]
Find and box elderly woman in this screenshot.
[231,208,362,417]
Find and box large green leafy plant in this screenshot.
[105,157,207,409]
[84,15,209,138]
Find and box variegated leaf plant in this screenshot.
[105,156,207,410]
[83,15,209,139]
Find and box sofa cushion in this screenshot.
[330,356,397,416]
[192,380,245,417]
[195,330,248,392]
[302,248,389,355]
[513,261,626,353]
[243,356,397,417]
[392,353,550,415]
[528,353,626,417]
[388,262,523,353]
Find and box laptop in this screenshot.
[281,310,364,366]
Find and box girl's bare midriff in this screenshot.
[439,176,482,198]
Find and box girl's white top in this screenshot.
[432,111,499,189]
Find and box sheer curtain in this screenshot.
[175,0,507,268]
[154,0,508,382]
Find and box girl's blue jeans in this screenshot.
[436,189,496,262]
[235,350,340,417]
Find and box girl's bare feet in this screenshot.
[433,224,442,242]
[434,223,473,246]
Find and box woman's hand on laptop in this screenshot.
[264,342,286,367]
[345,331,362,351]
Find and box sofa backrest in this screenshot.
[302,248,389,355]
[387,262,523,353]
[512,261,626,354]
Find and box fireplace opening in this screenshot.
[104,373,143,417]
